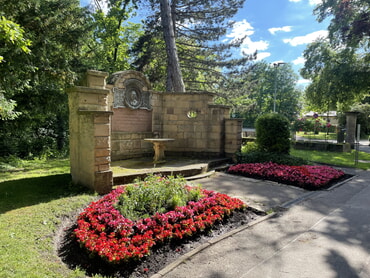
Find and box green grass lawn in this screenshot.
[291,149,370,170]
[0,158,102,278]
[0,152,368,277]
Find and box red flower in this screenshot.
[74,184,246,263]
[228,162,344,189]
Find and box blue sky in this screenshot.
[80,0,329,86]
[226,0,329,85]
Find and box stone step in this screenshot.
[112,158,232,185]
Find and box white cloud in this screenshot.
[241,37,269,54]
[227,19,254,41]
[268,26,292,35]
[292,56,306,65]
[256,52,271,60]
[296,79,311,86]
[288,0,322,4]
[226,19,270,56]
[283,30,328,46]
[309,0,322,5]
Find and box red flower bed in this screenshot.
[228,162,345,189]
[74,186,246,263]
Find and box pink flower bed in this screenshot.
[74,186,246,263]
[228,162,345,189]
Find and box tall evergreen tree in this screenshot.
[132,0,254,92]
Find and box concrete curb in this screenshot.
[150,211,277,278]
[150,171,359,278]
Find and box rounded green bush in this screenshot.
[241,141,259,154]
[255,113,291,154]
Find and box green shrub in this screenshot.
[236,151,310,166]
[255,113,291,154]
[241,141,259,153]
[115,175,203,221]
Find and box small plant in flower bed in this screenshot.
[73,175,246,265]
[115,175,203,220]
[228,162,345,190]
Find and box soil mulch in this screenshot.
[56,171,353,277]
[57,207,264,278]
[227,171,353,191]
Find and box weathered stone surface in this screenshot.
[69,70,243,193]
[68,70,113,194]
[94,124,110,137]
[94,171,113,194]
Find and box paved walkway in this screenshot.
[152,167,370,278]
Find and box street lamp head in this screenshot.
[273,61,286,67]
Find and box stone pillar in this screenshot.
[68,70,113,194]
[345,111,359,147]
[225,118,243,158]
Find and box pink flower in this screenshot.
[74,184,246,263]
[228,162,344,189]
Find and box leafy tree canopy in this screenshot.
[0,16,31,120]
[301,38,369,111]
[81,0,143,73]
[218,61,302,127]
[314,0,370,50]
[301,0,370,112]
[0,0,91,157]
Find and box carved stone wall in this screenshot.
[68,70,243,193]
[106,71,154,160]
[68,70,113,194]
[151,91,242,158]
[106,71,243,159]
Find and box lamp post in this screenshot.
[273,62,285,113]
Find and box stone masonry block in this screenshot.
[95,156,110,165]
[112,132,133,140]
[94,114,110,124]
[225,125,240,134]
[208,132,222,140]
[168,115,178,121]
[94,171,112,194]
[96,137,110,148]
[95,149,110,157]
[86,70,108,89]
[79,93,99,105]
[165,125,178,133]
[95,124,110,137]
[98,164,110,172]
[195,140,207,149]
[177,125,195,133]
[98,94,108,106]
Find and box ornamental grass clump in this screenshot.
[73,175,246,264]
[115,175,203,221]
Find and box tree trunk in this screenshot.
[159,0,185,92]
